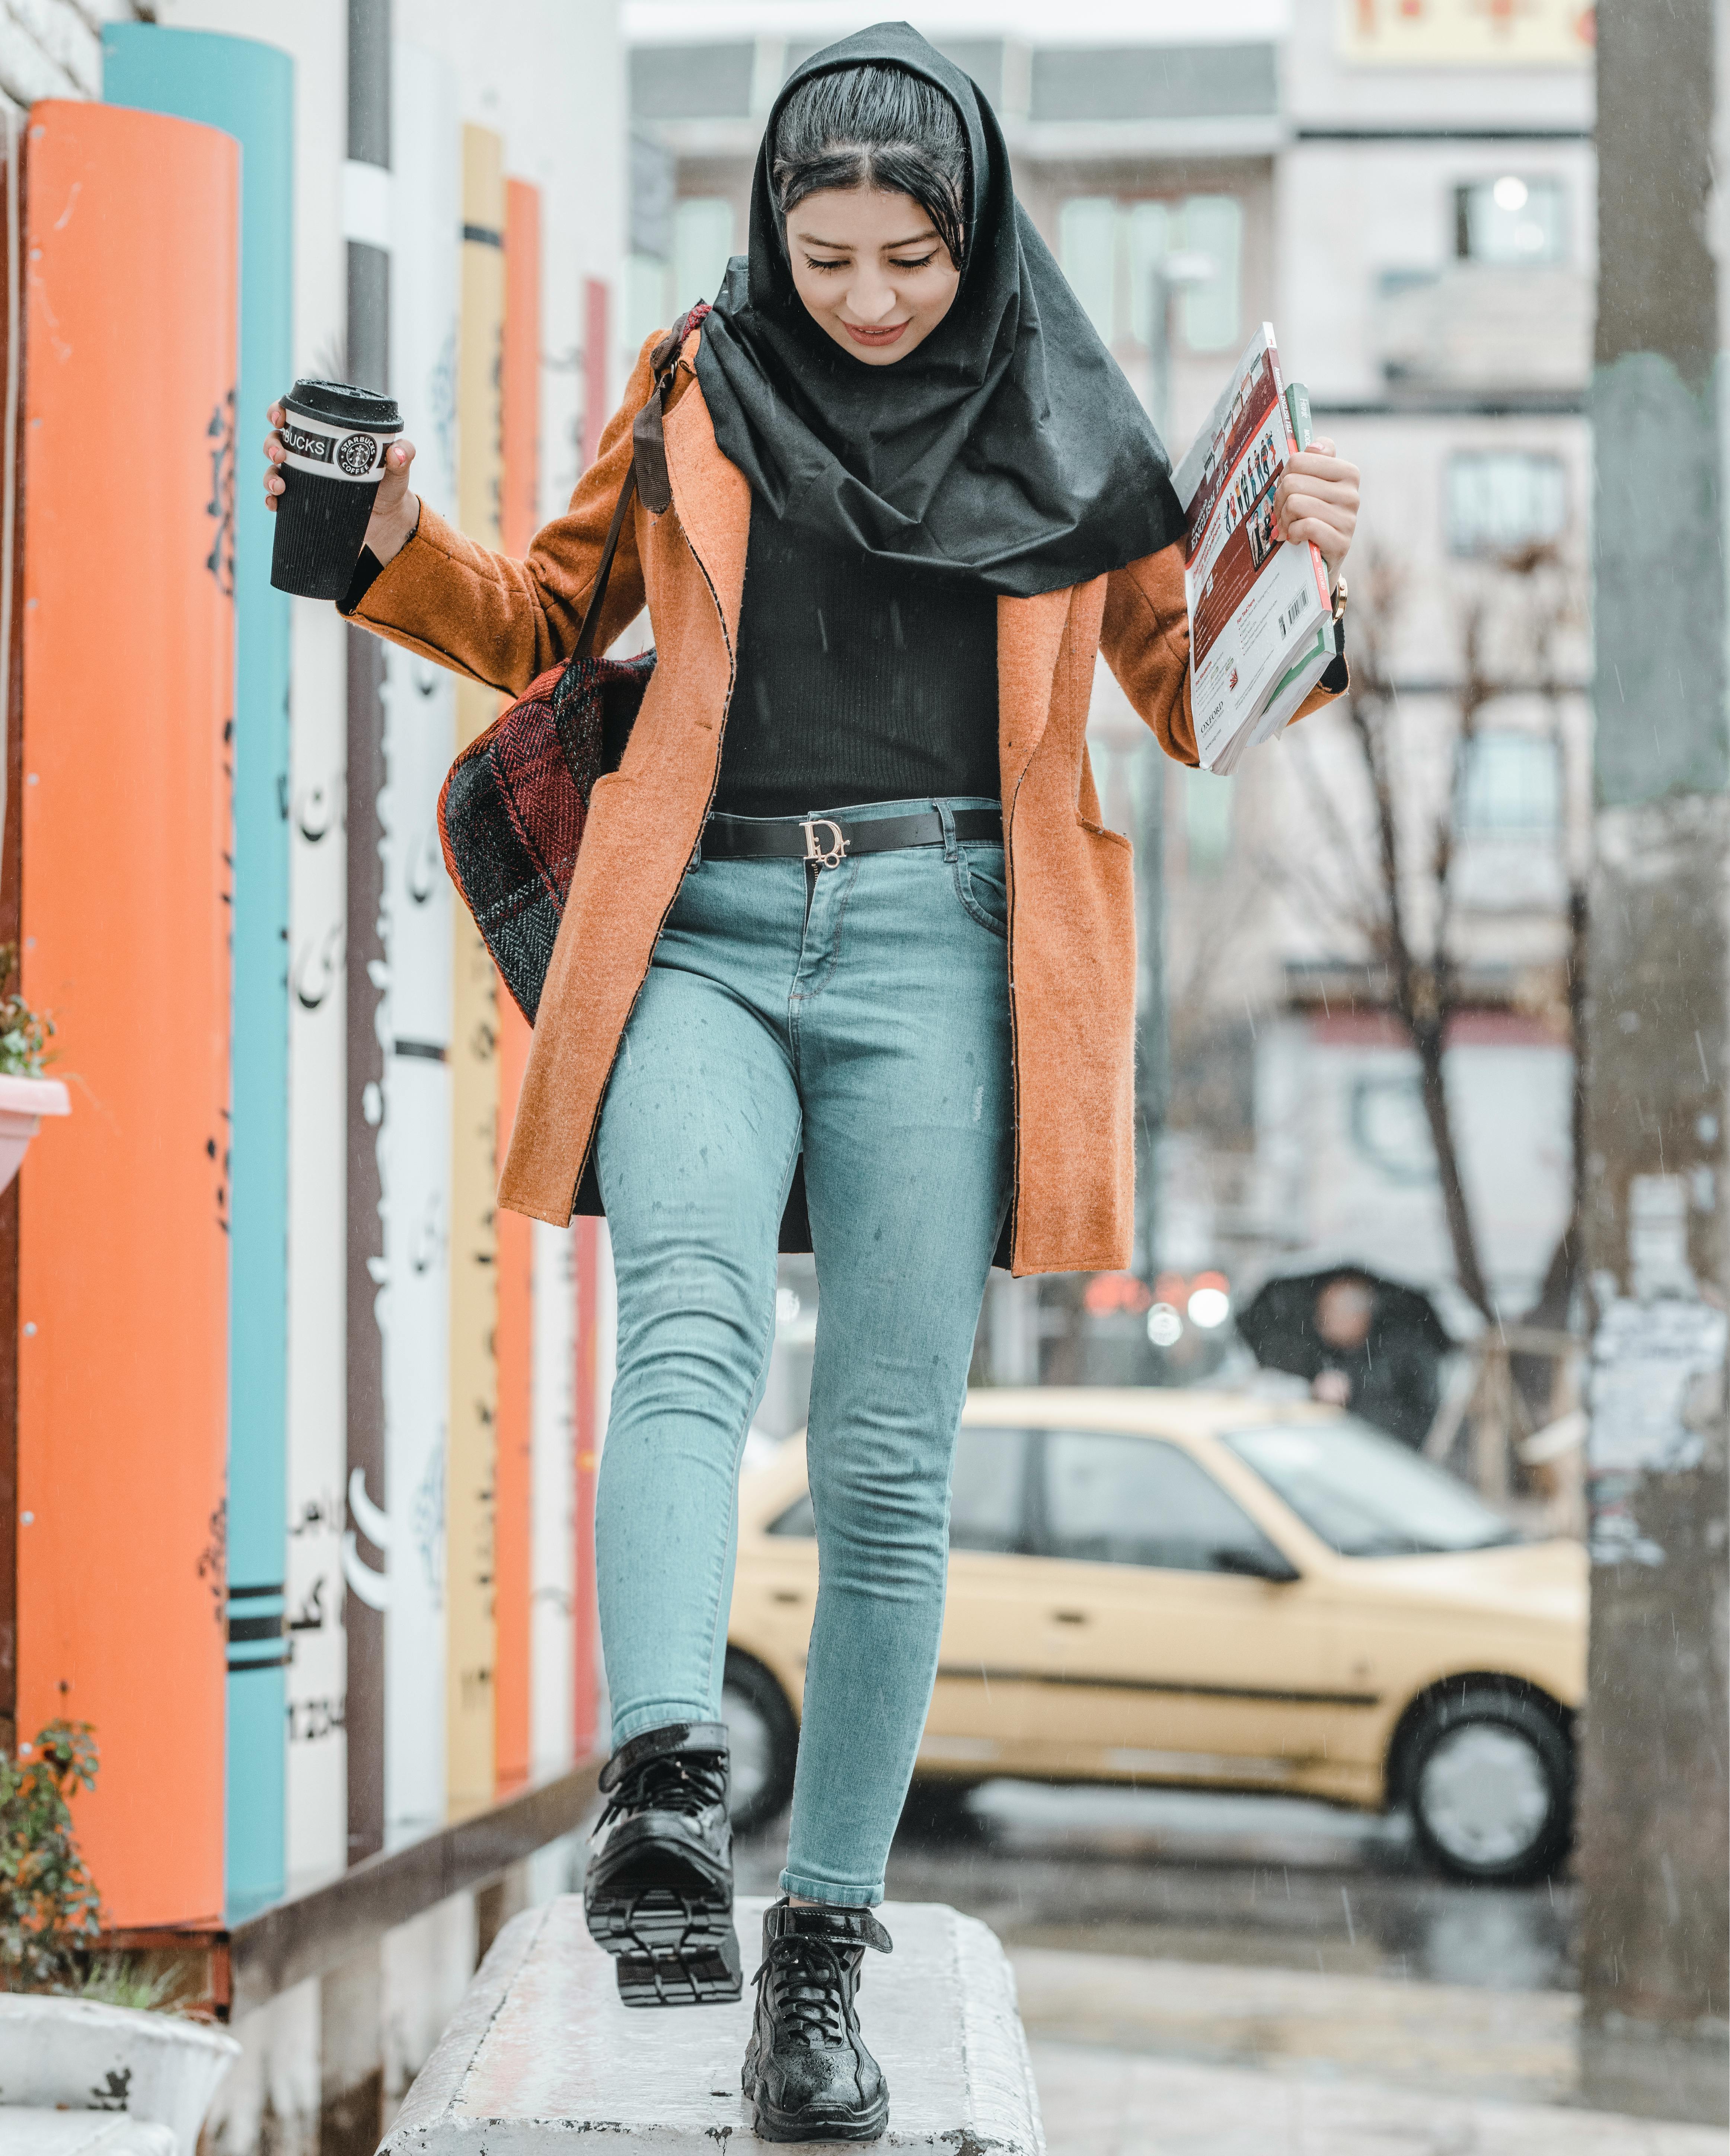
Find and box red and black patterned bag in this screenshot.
[436,307,708,1022]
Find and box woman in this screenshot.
[266,25,1358,2142]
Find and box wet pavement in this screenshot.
[734,1776,1730,2137]
[1026,2045,1726,2155]
[735,1777,1577,1993]
[732,1777,1640,2133]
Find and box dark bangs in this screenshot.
[771,63,971,269]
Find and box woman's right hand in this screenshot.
[263,402,422,568]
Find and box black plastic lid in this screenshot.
[284,378,402,430]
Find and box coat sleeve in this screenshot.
[341,330,664,694]
[1100,542,1346,769]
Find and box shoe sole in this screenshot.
[742,2046,889,2143]
[744,2088,890,2143]
[585,1881,742,2007]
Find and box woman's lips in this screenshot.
[844,319,909,346]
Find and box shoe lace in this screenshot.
[600,1749,727,1827]
[753,1935,853,2049]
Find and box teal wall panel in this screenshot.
[102,23,294,1919]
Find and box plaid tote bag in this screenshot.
[437,306,707,1021]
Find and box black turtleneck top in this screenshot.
[711,500,1000,819]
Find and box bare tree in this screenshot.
[1275,543,1588,1347]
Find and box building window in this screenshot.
[1457,733,1561,837]
[1179,196,1245,353]
[1183,767,1233,875]
[1058,196,1118,341]
[1456,175,1567,266]
[1059,194,1242,353]
[1447,451,1566,556]
[673,198,736,312]
[630,198,737,352]
[1125,201,1175,345]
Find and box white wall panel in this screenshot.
[380,35,461,1847]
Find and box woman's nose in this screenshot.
[848,281,898,324]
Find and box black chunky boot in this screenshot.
[742,1898,893,2142]
[582,1721,741,2006]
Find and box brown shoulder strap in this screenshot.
[571,304,709,661]
[571,459,639,663]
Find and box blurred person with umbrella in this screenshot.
[1238,1264,1449,1448]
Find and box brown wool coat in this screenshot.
[351,327,1338,1275]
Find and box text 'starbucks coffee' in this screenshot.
[270,379,403,600]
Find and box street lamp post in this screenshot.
[1145,249,1213,446]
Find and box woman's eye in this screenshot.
[805,256,850,273]
[889,254,938,271]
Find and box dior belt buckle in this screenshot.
[801,817,849,870]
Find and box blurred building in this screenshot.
[623,0,1595,1387]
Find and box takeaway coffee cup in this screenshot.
[270,379,404,601]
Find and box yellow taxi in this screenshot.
[722,1389,1586,1885]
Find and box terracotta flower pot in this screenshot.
[0,1075,69,1195]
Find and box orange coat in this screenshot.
[350,326,1337,1275]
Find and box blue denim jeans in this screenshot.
[593,796,1013,1904]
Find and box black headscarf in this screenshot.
[695,22,1184,599]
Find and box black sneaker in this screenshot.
[582,1720,741,2007]
[742,1898,893,2142]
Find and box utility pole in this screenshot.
[1580,0,1729,2126]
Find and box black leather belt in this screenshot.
[702,807,1003,870]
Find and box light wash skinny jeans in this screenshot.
[593,796,1013,1905]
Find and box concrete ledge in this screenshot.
[380,1895,1045,2153]
[0,2115,175,2156]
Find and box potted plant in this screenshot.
[0,945,67,1192]
[0,1725,237,2155]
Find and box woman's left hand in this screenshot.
[1273,437,1359,594]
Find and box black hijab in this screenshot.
[695,22,1184,599]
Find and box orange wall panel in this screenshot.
[494,176,540,1792]
[17,103,236,1927]
[501,179,541,562]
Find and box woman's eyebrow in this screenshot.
[793,226,939,251]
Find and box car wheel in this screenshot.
[1402,1685,1573,1885]
[722,1649,798,1834]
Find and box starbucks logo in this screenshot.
[337,433,379,478]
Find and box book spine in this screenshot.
[1270,355,1330,611]
[1285,380,1314,453]
[1266,333,1295,451]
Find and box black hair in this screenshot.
[772,63,970,270]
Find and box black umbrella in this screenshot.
[1236,1265,1453,1448]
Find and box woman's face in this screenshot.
[785,186,962,366]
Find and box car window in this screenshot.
[948,1426,1031,1553]
[765,1426,1031,1551]
[1222,1418,1519,1557]
[1040,1430,1292,1575]
[768,1491,815,1538]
